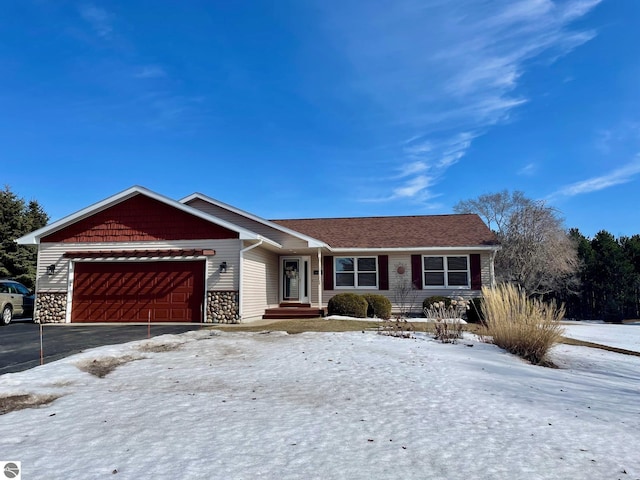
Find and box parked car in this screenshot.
[0,280,34,325]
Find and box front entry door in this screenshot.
[281,257,309,303]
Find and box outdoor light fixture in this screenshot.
[46,264,56,275]
[219,261,227,273]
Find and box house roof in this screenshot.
[271,214,499,250]
[180,192,327,248]
[16,186,279,246]
[17,185,498,252]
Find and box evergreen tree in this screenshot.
[566,230,640,321]
[620,235,640,318]
[590,230,634,322]
[0,186,49,288]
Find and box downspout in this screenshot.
[238,239,264,321]
[317,248,322,312]
[490,249,497,288]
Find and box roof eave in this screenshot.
[16,186,262,245]
[328,245,501,253]
[181,192,328,249]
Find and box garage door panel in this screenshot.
[72,261,204,322]
[171,292,187,303]
[153,309,170,321]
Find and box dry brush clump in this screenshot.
[76,355,142,378]
[137,342,183,353]
[479,283,565,366]
[378,317,415,338]
[424,297,469,343]
[0,393,61,415]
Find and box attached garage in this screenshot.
[71,261,205,323]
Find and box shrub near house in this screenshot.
[363,294,392,320]
[328,293,368,318]
[328,293,392,320]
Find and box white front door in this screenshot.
[281,257,309,303]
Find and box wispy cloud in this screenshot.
[360,174,440,204]
[595,122,640,155]
[318,0,602,203]
[518,163,538,176]
[550,158,640,198]
[78,4,114,39]
[396,161,428,178]
[365,132,477,203]
[72,6,200,131]
[133,65,168,79]
[393,175,435,199]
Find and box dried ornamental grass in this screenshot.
[423,297,469,343]
[479,283,565,366]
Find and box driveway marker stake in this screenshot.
[39,323,44,365]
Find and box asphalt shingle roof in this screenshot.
[271,214,498,249]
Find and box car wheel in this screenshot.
[1,306,12,325]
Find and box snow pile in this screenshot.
[0,329,638,479]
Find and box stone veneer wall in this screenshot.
[35,292,68,323]
[206,291,239,323]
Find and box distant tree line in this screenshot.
[558,229,640,321]
[0,186,49,289]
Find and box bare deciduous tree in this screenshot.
[454,190,578,296]
[453,190,532,234]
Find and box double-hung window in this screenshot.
[335,257,378,288]
[423,255,470,288]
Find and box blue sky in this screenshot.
[2,1,638,238]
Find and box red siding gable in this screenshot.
[42,194,239,243]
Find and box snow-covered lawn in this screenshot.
[1,329,639,480]
[562,321,640,352]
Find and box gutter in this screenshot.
[490,249,497,288]
[317,248,322,311]
[327,245,501,253]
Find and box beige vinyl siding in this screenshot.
[186,199,310,250]
[320,251,493,314]
[481,253,492,287]
[309,253,321,306]
[241,246,279,322]
[320,253,412,310]
[36,239,242,293]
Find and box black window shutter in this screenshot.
[323,256,334,290]
[470,254,482,290]
[378,255,389,290]
[411,254,423,289]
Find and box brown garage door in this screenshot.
[71,261,205,322]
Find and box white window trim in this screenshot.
[334,256,379,289]
[422,254,471,289]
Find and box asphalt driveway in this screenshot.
[0,321,205,376]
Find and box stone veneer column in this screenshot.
[35,293,68,323]
[206,291,240,323]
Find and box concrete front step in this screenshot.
[262,307,324,319]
